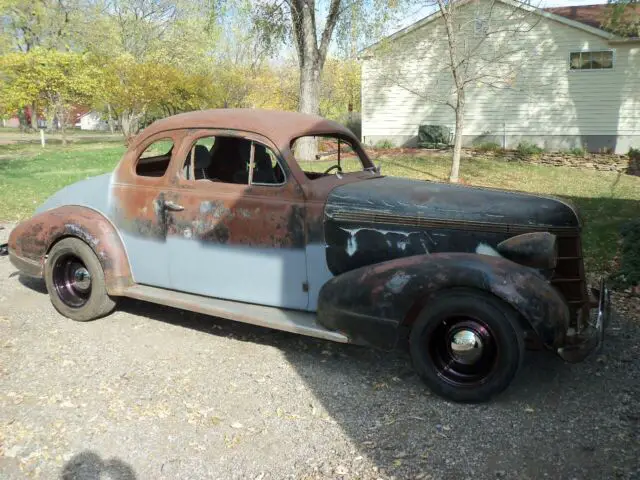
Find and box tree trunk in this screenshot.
[120,110,142,141]
[296,64,321,161]
[58,105,67,146]
[30,102,38,130]
[450,101,464,183]
[18,108,27,131]
[120,112,133,138]
[107,104,116,133]
[44,108,56,133]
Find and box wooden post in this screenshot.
[40,128,45,148]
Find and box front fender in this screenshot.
[317,253,570,350]
[8,205,133,295]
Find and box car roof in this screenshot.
[135,108,358,148]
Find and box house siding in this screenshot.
[361,0,640,153]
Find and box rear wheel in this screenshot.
[409,289,524,403]
[44,238,116,321]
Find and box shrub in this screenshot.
[516,141,544,156]
[610,218,640,289]
[568,147,586,156]
[473,142,503,153]
[628,146,640,161]
[375,139,395,150]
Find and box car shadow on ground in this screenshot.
[114,299,636,478]
[61,450,136,480]
[17,274,48,293]
[16,277,638,478]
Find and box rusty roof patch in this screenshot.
[133,109,357,149]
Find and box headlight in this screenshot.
[496,232,557,270]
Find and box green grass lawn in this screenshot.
[1,143,638,276]
[0,142,125,221]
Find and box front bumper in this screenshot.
[556,277,610,363]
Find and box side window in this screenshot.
[182,136,216,181]
[181,135,285,186]
[252,143,286,185]
[292,135,366,180]
[135,138,173,177]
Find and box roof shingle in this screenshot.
[545,4,640,35]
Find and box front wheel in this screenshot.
[44,238,116,321]
[410,289,525,403]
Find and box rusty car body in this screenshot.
[4,109,609,402]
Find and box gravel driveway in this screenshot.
[1,223,639,480]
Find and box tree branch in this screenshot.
[319,0,341,64]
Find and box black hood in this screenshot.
[325,177,580,230]
[323,177,580,276]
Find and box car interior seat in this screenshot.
[184,144,212,180]
[252,145,278,184]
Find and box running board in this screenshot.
[121,284,349,344]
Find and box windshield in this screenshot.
[291,135,372,180]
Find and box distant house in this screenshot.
[76,110,109,131]
[361,1,640,153]
[1,117,20,128]
[2,106,45,129]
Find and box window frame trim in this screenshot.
[568,48,615,73]
[176,131,289,188]
[290,133,373,180]
[132,135,176,180]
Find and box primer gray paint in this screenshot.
[168,238,309,310]
[33,174,335,312]
[305,243,334,311]
[35,174,172,289]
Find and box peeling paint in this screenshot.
[386,271,411,294]
[475,243,502,257]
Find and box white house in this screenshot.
[360,1,640,153]
[76,111,109,131]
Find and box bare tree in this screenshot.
[373,0,539,182]
[254,0,412,159]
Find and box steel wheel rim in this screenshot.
[52,254,92,308]
[428,317,498,387]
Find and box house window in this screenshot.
[569,51,613,70]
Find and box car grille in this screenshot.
[551,233,590,326]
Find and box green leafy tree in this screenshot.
[604,0,640,37]
[0,0,94,127]
[97,55,168,138]
[0,48,100,142]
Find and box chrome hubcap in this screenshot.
[73,267,91,291]
[428,317,498,387]
[52,255,92,308]
[450,329,484,364]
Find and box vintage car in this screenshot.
[3,109,609,402]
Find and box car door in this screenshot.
[163,130,309,310]
[110,131,183,289]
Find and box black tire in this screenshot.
[409,288,525,403]
[44,237,116,321]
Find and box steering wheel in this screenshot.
[323,164,342,175]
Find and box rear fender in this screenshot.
[8,205,133,295]
[317,253,570,350]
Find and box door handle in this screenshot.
[163,200,184,212]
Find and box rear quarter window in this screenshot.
[135,139,174,177]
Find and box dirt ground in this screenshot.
[1,224,639,480]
